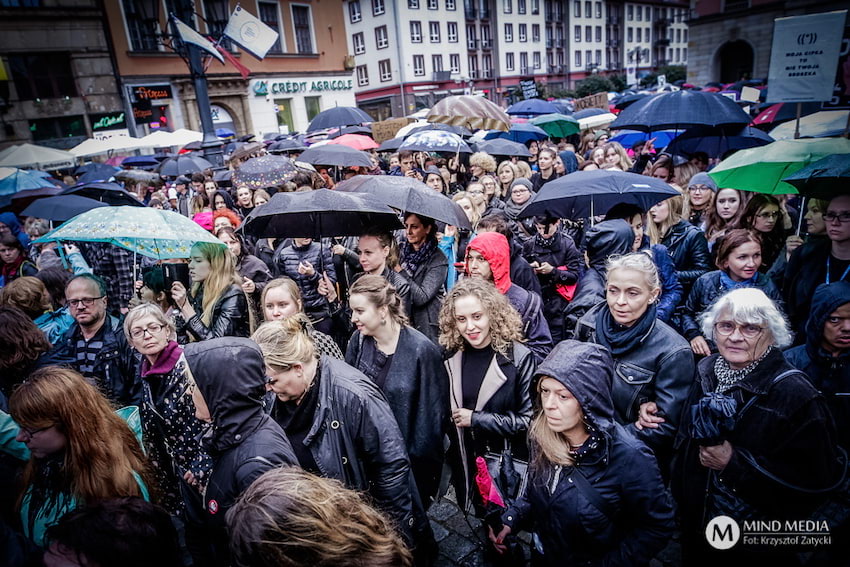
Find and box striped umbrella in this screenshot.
[426,95,511,132]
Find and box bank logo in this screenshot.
[254,81,268,96]
[705,515,741,550]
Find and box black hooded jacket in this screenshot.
[184,338,297,565]
[502,341,675,566]
[785,281,850,451]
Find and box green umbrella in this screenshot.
[708,138,850,195]
[530,113,581,138]
[35,205,226,260]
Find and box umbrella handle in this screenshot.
[795,196,806,237]
[57,241,70,271]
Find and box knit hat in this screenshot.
[510,178,533,192]
[688,172,718,191]
[594,130,609,141]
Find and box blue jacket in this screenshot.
[644,243,683,322]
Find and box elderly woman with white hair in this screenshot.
[670,288,844,565]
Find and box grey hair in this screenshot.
[699,288,792,348]
[606,252,660,292]
[123,302,176,343]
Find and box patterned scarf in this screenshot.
[713,346,773,394]
[401,237,436,275]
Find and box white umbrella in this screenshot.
[394,120,430,138]
[168,128,203,146]
[0,167,16,180]
[70,135,146,157]
[578,112,618,130]
[769,111,850,141]
[138,129,180,148]
[0,143,75,170]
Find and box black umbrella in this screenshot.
[267,138,308,153]
[307,106,373,133]
[335,175,472,230]
[241,188,402,239]
[405,123,472,138]
[474,138,532,158]
[74,162,118,177]
[519,170,680,219]
[377,137,405,152]
[299,145,373,167]
[614,93,650,110]
[665,125,774,158]
[7,186,64,214]
[330,125,373,138]
[122,155,161,169]
[213,169,233,186]
[572,108,609,120]
[21,194,108,222]
[60,182,145,207]
[158,155,213,177]
[783,154,850,199]
[181,141,203,152]
[232,155,299,190]
[610,90,751,132]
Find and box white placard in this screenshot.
[224,5,280,60]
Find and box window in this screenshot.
[585,50,591,67]
[503,0,511,13]
[519,24,527,42]
[468,54,479,75]
[413,55,425,75]
[504,23,513,42]
[305,96,321,121]
[627,5,633,20]
[446,0,456,9]
[202,0,232,50]
[684,29,688,42]
[531,0,539,14]
[532,24,540,42]
[258,1,284,54]
[595,49,601,64]
[408,0,419,7]
[373,0,384,15]
[533,51,541,68]
[520,52,528,71]
[450,53,460,73]
[447,21,458,42]
[349,0,361,22]
[482,24,491,44]
[595,26,601,42]
[291,5,314,54]
[627,27,633,42]
[575,51,581,66]
[432,54,443,72]
[636,28,641,42]
[595,1,601,18]
[9,53,77,100]
[585,1,591,18]
[466,24,476,47]
[676,29,681,43]
[410,21,422,42]
[636,5,641,21]
[356,65,369,86]
[29,115,85,143]
[375,25,388,49]
[518,0,526,14]
[429,21,440,42]
[122,0,161,51]
[506,52,515,70]
[683,47,687,60]
[428,0,438,8]
[482,53,491,74]
[585,26,591,42]
[379,58,392,81]
[574,26,580,41]
[675,47,680,62]
[644,6,650,20]
[573,0,580,17]
[353,32,366,54]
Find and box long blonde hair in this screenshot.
[190,242,246,327]
[646,193,685,245]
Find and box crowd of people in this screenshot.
[0,131,847,567]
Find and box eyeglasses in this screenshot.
[714,321,764,339]
[755,211,780,220]
[68,296,105,308]
[19,424,52,439]
[512,187,529,194]
[129,323,166,339]
[688,185,710,193]
[824,212,850,224]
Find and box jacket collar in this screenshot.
[698,348,788,396]
[446,348,511,412]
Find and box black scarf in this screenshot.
[401,237,436,275]
[594,303,658,356]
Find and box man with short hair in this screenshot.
[50,274,140,406]
[170,176,194,217]
[390,150,422,179]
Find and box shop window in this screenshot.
[291,4,314,54]
[121,0,161,52]
[258,1,283,54]
[275,98,294,134]
[29,115,85,142]
[305,96,322,122]
[9,52,77,101]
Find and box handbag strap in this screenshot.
[736,369,800,419]
[570,466,615,520]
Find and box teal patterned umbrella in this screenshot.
[34,206,225,260]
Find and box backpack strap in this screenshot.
[570,466,616,520]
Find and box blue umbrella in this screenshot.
[377,137,405,152]
[782,154,850,199]
[399,131,472,153]
[506,99,560,117]
[216,128,236,139]
[74,163,120,177]
[0,169,56,206]
[611,130,680,149]
[573,107,609,120]
[77,169,118,184]
[307,106,373,133]
[666,125,774,158]
[485,123,548,144]
[122,155,161,169]
[610,90,751,132]
[474,139,532,157]
[21,194,108,222]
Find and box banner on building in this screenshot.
[626,66,637,86]
[573,92,609,111]
[224,5,280,60]
[766,10,847,103]
[172,15,225,63]
[371,118,412,144]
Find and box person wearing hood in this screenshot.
[0,212,32,249]
[563,219,634,338]
[575,252,693,470]
[489,340,675,566]
[466,231,553,363]
[785,281,850,451]
[558,150,579,175]
[522,215,582,342]
[185,337,298,567]
[477,214,541,296]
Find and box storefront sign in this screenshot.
[253,79,354,96]
[91,111,127,131]
[132,100,154,124]
[573,92,608,111]
[133,84,173,101]
[767,11,847,103]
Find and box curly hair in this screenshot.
[0,276,51,319]
[227,467,412,567]
[213,208,241,229]
[469,151,497,173]
[438,278,523,355]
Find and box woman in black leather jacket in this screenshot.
[438,278,536,514]
[647,192,711,295]
[575,252,693,469]
[170,242,252,341]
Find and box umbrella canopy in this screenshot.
[168,129,204,146]
[708,138,850,194]
[506,99,560,116]
[267,138,308,153]
[377,137,405,152]
[751,102,823,126]
[769,111,850,141]
[427,95,511,132]
[70,136,145,157]
[520,170,681,219]
[36,206,226,260]
[665,125,773,158]
[529,113,581,138]
[610,130,679,149]
[138,130,181,148]
[328,134,379,151]
[307,106,373,133]
[158,155,213,177]
[232,155,300,189]
[610,90,751,132]
[299,145,373,167]
[75,163,121,183]
[6,186,64,214]
[613,93,651,110]
[399,131,472,154]
[241,188,402,239]
[335,175,472,229]
[474,139,532,157]
[216,128,236,139]
[0,169,56,206]
[0,167,16,180]
[573,108,609,120]
[227,141,264,163]
[0,143,75,170]
[60,182,145,207]
[114,169,162,185]
[578,113,618,130]
[485,123,548,144]
[122,155,161,169]
[783,154,850,199]
[21,194,108,222]
[330,125,373,138]
[403,123,472,138]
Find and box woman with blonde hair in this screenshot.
[602,141,633,171]
[647,192,711,292]
[227,467,412,567]
[469,151,497,180]
[7,366,150,548]
[170,241,252,340]
[439,278,535,516]
[496,160,520,200]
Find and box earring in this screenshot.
[381,318,387,325]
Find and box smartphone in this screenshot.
[162,263,191,291]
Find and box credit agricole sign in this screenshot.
[253,79,354,96]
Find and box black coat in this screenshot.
[783,238,832,338]
[398,244,448,343]
[185,338,297,567]
[346,325,449,505]
[274,241,337,319]
[661,219,711,291]
[236,253,271,300]
[183,283,250,341]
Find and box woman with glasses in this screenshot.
[682,173,717,227]
[478,174,505,218]
[672,288,843,565]
[503,179,537,243]
[735,194,787,272]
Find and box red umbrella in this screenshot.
[475,456,505,508]
[327,133,378,151]
[752,102,823,126]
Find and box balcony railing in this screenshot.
[520,66,533,75]
[481,38,491,49]
[433,71,452,81]
[469,69,480,79]
[482,68,493,78]
[547,64,564,74]
[467,38,479,49]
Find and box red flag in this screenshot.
[216,44,251,80]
